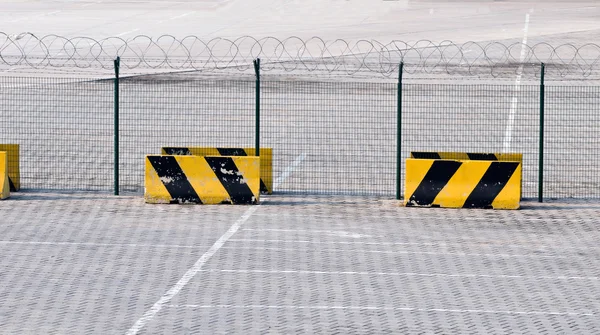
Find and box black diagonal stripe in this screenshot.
[162,147,192,156]
[467,153,498,161]
[408,160,462,206]
[205,156,257,204]
[216,148,269,194]
[217,148,248,156]
[259,180,269,194]
[8,177,16,192]
[148,156,201,204]
[463,162,519,209]
[411,152,441,159]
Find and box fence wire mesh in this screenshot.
[1,74,599,199]
[119,78,255,192]
[402,84,540,199]
[262,81,396,195]
[0,77,113,191]
[545,86,600,199]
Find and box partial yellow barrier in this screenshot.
[0,144,20,191]
[145,155,260,205]
[0,152,10,200]
[405,158,521,209]
[410,152,522,162]
[161,147,273,194]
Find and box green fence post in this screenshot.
[396,62,404,200]
[253,58,261,157]
[114,56,120,196]
[539,62,545,203]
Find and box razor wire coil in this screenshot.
[1,33,599,77]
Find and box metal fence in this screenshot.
[1,67,599,199]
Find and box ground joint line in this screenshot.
[125,154,306,335]
[503,12,530,153]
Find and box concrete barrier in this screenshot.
[0,144,20,191]
[0,152,10,200]
[410,151,523,200]
[405,158,521,209]
[145,155,260,205]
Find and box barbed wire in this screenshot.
[1,33,599,78]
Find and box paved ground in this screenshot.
[1,192,600,334]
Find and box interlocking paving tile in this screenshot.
[1,193,600,334]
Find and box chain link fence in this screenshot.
[1,71,599,199]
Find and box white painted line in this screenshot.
[125,154,306,335]
[0,241,206,249]
[165,304,594,317]
[203,269,600,281]
[228,238,600,250]
[125,205,259,335]
[169,11,196,21]
[250,214,551,222]
[273,153,307,188]
[502,12,530,153]
[230,238,430,245]
[8,10,62,23]
[116,28,140,37]
[219,246,573,258]
[240,229,369,238]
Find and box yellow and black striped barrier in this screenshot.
[405,158,521,209]
[0,144,20,191]
[145,155,260,205]
[411,152,523,200]
[0,152,10,200]
[161,147,273,194]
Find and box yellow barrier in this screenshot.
[0,152,10,200]
[411,151,523,200]
[145,155,260,205]
[161,147,273,194]
[0,144,20,191]
[405,158,521,209]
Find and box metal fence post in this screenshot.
[396,62,404,200]
[114,56,120,196]
[539,62,545,203]
[253,58,261,158]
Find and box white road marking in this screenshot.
[230,238,433,245]
[249,214,551,222]
[8,10,62,23]
[219,246,574,258]
[125,206,259,335]
[116,28,140,37]
[273,153,306,188]
[503,12,530,152]
[166,304,594,317]
[169,11,196,21]
[227,238,600,250]
[0,241,206,249]
[125,154,306,335]
[202,269,600,281]
[241,228,370,238]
